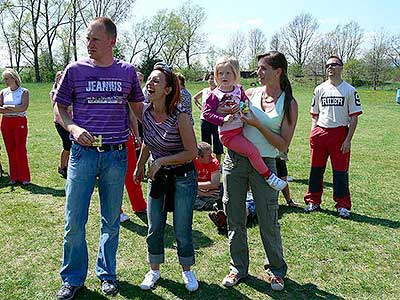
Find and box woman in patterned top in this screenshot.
[134,62,199,292]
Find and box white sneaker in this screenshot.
[286,175,293,182]
[182,270,199,292]
[337,207,350,219]
[119,212,130,223]
[140,270,160,290]
[266,173,287,191]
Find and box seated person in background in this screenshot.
[209,188,256,233]
[194,142,222,210]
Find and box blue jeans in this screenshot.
[146,170,197,266]
[60,143,127,286]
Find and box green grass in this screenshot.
[0,81,399,300]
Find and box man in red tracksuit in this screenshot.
[304,55,362,219]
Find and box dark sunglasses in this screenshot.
[325,63,343,69]
[154,62,172,74]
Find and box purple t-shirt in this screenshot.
[54,58,144,144]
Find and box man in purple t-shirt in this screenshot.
[54,17,144,300]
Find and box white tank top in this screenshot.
[2,86,27,117]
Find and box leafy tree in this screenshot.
[343,59,365,86]
[176,1,206,68]
[179,61,204,81]
[138,57,161,80]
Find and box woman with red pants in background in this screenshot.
[0,68,30,185]
[119,129,147,222]
[120,72,147,222]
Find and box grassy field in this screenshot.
[0,79,399,300]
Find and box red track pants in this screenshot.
[1,116,31,182]
[304,126,351,209]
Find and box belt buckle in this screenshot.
[96,146,105,152]
[117,144,123,151]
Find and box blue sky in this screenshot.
[131,0,400,49]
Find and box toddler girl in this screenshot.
[202,56,286,191]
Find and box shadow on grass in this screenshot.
[0,176,65,197]
[119,280,164,299]
[244,275,344,300]
[20,182,66,197]
[121,212,214,249]
[74,286,108,300]
[120,216,148,237]
[278,205,400,229]
[159,277,251,300]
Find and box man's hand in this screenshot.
[341,139,351,153]
[70,125,95,146]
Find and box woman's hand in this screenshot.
[241,108,261,129]
[134,136,142,150]
[223,114,234,123]
[133,163,145,184]
[148,159,162,181]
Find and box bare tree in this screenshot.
[280,13,319,67]
[388,34,400,68]
[248,28,266,69]
[120,22,146,64]
[82,0,136,26]
[270,32,282,51]
[225,30,247,64]
[42,0,70,73]
[364,30,390,90]
[176,1,206,68]
[330,21,363,63]
[0,0,29,71]
[205,46,218,71]
[307,33,336,83]
[57,25,73,66]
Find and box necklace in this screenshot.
[261,92,277,104]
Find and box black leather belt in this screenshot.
[73,142,126,152]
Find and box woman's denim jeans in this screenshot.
[146,170,197,266]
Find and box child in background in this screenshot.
[202,56,286,191]
[50,71,71,179]
[276,151,299,207]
